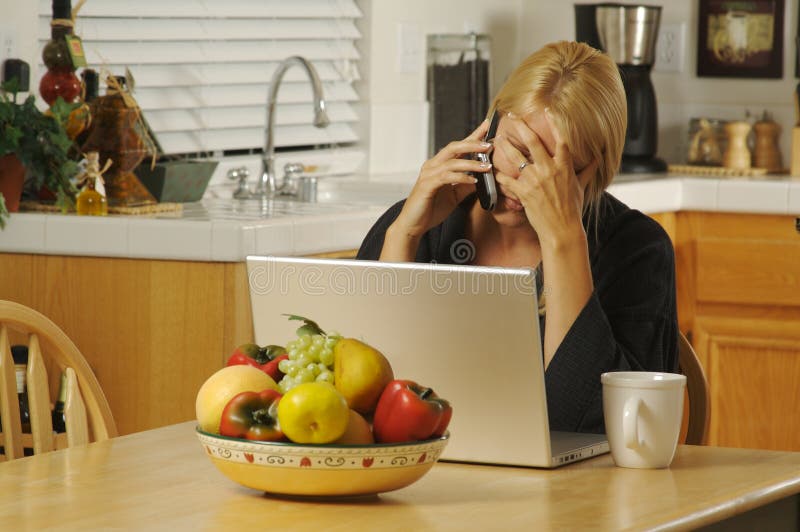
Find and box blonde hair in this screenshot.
[489,41,626,221]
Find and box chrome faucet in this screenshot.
[256,56,330,198]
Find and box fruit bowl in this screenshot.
[196,427,449,497]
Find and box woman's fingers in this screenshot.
[430,120,491,165]
[495,135,529,176]
[467,118,490,140]
[544,108,572,169]
[503,115,553,170]
[431,139,491,165]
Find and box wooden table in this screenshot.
[1,422,798,530]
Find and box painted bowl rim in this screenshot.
[195,426,449,450]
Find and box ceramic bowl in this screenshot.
[196,427,449,497]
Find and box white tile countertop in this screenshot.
[1,174,799,262]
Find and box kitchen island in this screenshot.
[0,174,798,447]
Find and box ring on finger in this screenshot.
[518,161,529,172]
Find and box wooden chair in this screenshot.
[678,332,710,445]
[0,300,117,461]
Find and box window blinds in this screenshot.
[37,0,362,157]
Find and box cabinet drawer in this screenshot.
[695,239,800,306]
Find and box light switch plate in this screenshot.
[396,22,422,74]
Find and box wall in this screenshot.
[364,0,799,177]
[4,0,799,179]
[357,0,523,176]
[519,0,799,169]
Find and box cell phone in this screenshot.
[473,111,500,210]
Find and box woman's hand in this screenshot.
[493,111,598,365]
[493,112,597,251]
[381,120,492,261]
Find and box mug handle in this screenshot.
[623,396,642,449]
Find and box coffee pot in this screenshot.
[575,3,667,173]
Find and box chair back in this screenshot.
[0,300,117,460]
[678,332,710,445]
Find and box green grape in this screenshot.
[278,376,294,394]
[312,334,324,347]
[287,348,300,360]
[319,348,334,366]
[295,353,312,368]
[324,337,338,349]
[278,358,292,374]
[298,335,311,347]
[306,363,321,377]
[296,368,315,383]
[286,361,300,377]
[316,370,334,384]
[305,347,320,362]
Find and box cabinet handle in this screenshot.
[796,217,800,234]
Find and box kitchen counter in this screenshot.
[1,173,798,438]
[1,174,798,261]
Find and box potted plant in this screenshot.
[0,79,78,229]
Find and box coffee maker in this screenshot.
[575,3,667,173]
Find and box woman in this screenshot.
[357,41,678,433]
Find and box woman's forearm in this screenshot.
[379,223,421,262]
[541,227,594,367]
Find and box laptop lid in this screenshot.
[246,256,603,467]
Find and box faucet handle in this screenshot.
[283,163,304,178]
[227,166,252,199]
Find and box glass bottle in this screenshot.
[76,151,109,216]
[39,0,81,106]
[11,345,33,457]
[52,372,67,434]
[66,68,98,141]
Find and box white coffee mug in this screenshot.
[601,371,686,469]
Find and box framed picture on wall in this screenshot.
[697,0,784,78]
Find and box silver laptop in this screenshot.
[246,256,608,468]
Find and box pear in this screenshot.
[334,338,394,415]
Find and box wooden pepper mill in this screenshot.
[752,112,781,171]
[723,121,752,170]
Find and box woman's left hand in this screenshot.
[493,112,598,250]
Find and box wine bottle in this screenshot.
[11,345,33,456]
[52,372,67,434]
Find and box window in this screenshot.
[37,0,362,159]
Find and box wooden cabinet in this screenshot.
[0,253,254,436]
[0,249,358,436]
[650,212,800,451]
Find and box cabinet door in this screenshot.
[694,317,800,451]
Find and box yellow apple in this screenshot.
[195,365,278,434]
[333,409,375,445]
[334,338,394,415]
[277,382,349,444]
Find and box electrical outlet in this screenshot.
[654,22,685,73]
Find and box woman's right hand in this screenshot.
[390,120,492,239]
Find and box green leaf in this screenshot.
[283,314,326,336]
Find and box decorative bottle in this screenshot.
[66,68,98,141]
[52,372,67,434]
[39,0,82,107]
[11,345,33,456]
[76,151,109,216]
